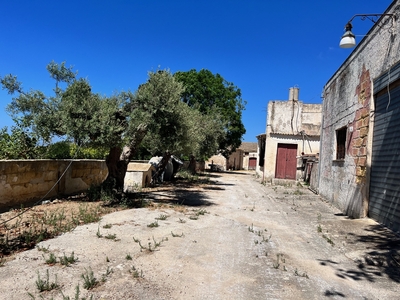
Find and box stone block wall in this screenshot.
[319,2,400,218]
[0,160,108,211]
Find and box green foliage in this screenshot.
[174,69,246,157]
[81,267,98,290]
[1,63,242,190]
[35,269,59,292]
[0,125,38,159]
[46,141,71,159]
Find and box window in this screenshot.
[336,127,347,160]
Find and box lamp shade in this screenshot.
[340,30,356,48]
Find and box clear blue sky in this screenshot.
[0,0,393,142]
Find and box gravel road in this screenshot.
[1,171,399,300]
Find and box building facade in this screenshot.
[258,88,322,182]
[319,1,400,232]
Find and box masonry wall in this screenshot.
[0,160,108,211]
[227,149,244,170]
[263,100,322,181]
[319,1,400,218]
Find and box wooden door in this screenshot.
[248,157,257,170]
[275,144,297,180]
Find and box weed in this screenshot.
[44,252,57,265]
[171,231,184,238]
[178,218,186,223]
[248,223,254,233]
[273,254,285,270]
[322,234,335,246]
[106,256,110,262]
[36,269,59,292]
[81,267,98,290]
[195,209,208,216]
[102,223,112,229]
[155,214,168,220]
[59,252,78,266]
[317,224,322,233]
[130,266,143,278]
[101,266,113,282]
[96,226,102,238]
[294,268,309,278]
[262,234,272,242]
[189,215,198,220]
[126,253,132,260]
[60,284,94,300]
[133,236,166,252]
[147,221,159,228]
[317,213,322,221]
[36,245,50,253]
[104,234,117,240]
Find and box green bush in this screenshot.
[46,141,72,159]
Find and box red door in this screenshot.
[275,144,297,179]
[248,157,257,170]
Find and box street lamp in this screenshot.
[339,14,396,49]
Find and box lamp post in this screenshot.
[339,13,396,49]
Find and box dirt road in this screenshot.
[1,172,399,299]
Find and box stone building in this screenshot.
[206,142,258,171]
[240,142,258,170]
[258,88,322,182]
[319,1,400,232]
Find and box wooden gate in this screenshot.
[275,144,297,180]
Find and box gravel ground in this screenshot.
[0,171,399,300]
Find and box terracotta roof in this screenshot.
[239,142,258,152]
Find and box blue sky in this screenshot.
[0,0,393,142]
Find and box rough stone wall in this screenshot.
[205,154,227,170]
[319,1,400,218]
[0,160,107,211]
[227,149,244,170]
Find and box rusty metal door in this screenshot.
[275,144,297,179]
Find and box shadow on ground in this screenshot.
[144,189,215,207]
[318,223,400,283]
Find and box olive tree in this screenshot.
[1,63,224,192]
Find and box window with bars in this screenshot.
[336,127,347,160]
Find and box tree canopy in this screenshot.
[174,69,246,157]
[1,63,234,190]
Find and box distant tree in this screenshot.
[174,69,246,157]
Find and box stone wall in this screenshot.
[319,1,400,218]
[0,160,108,211]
